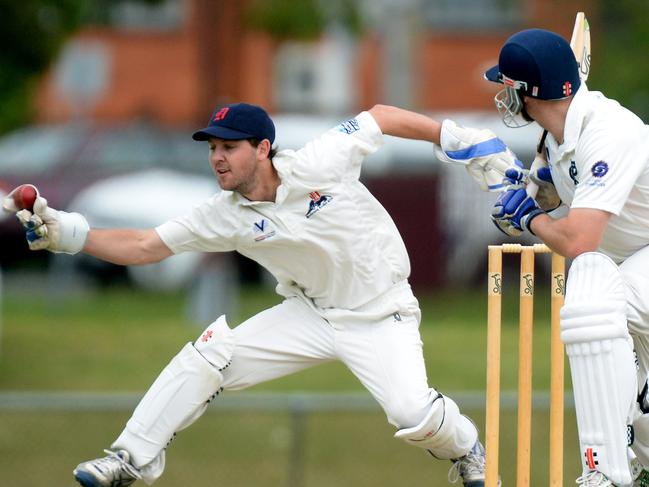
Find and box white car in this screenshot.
[65,168,237,323]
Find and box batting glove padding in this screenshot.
[3,186,89,254]
[491,172,544,236]
[529,155,562,211]
[434,119,524,192]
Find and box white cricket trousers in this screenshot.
[222,295,435,429]
[125,285,459,484]
[622,244,649,386]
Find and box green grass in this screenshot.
[0,284,564,393]
[0,408,581,487]
[0,282,581,486]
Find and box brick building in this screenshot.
[35,0,596,125]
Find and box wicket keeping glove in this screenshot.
[2,186,89,254]
[491,169,545,237]
[433,119,524,192]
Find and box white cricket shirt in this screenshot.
[544,84,649,263]
[156,111,412,313]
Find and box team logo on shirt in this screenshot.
[252,218,276,242]
[336,118,360,134]
[591,160,609,178]
[305,191,333,218]
[569,160,579,185]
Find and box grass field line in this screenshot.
[0,390,575,411]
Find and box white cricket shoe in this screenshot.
[448,440,486,487]
[632,457,649,487]
[576,470,616,486]
[73,449,142,487]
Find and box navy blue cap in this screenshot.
[192,103,275,143]
[484,29,580,100]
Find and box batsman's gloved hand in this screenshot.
[491,169,545,237]
[433,119,524,192]
[528,155,561,211]
[2,186,89,254]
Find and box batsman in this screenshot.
[1,102,515,487]
[441,25,649,487]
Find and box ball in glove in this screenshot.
[11,184,38,211]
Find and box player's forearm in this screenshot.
[529,209,608,258]
[368,104,442,144]
[83,228,172,266]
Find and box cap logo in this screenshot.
[562,81,572,96]
[501,75,528,90]
[213,107,230,121]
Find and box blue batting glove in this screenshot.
[491,186,544,236]
[503,167,528,189]
[534,166,553,184]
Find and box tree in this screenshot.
[0,0,87,133]
[0,0,163,134]
[588,0,649,122]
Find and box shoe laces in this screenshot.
[97,450,142,481]
[448,451,485,484]
[576,471,615,487]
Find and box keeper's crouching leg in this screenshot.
[394,393,477,459]
[112,315,234,484]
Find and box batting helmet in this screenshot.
[485,28,580,100]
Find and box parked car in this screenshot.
[66,168,220,290]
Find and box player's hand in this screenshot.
[6,188,90,254]
[433,119,524,192]
[529,155,561,211]
[491,178,544,236]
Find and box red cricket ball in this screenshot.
[13,184,38,211]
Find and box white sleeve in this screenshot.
[571,121,647,216]
[290,111,384,183]
[155,195,238,253]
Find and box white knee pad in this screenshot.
[193,315,236,370]
[113,316,235,475]
[394,394,477,460]
[561,252,636,485]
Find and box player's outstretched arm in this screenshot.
[367,104,442,143]
[84,228,173,266]
[367,104,525,193]
[2,184,173,265]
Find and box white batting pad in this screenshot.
[560,252,635,485]
[113,343,224,473]
[394,393,477,459]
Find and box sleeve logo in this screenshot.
[336,118,360,134]
[591,160,609,178]
[305,191,333,218]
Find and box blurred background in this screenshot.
[0,0,647,485]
